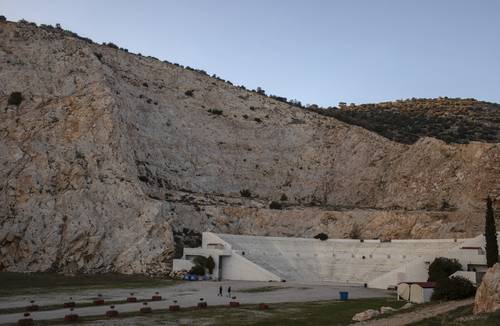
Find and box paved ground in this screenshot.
[351,298,475,326]
[0,280,389,324]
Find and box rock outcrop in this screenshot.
[1,20,499,274]
[352,309,380,322]
[474,263,500,314]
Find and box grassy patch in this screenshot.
[31,298,405,326]
[410,305,500,325]
[237,286,288,293]
[0,272,178,297]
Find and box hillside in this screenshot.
[0,20,499,275]
[312,98,500,144]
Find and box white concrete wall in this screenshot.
[202,232,232,249]
[221,252,281,282]
[368,258,430,289]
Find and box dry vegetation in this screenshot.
[312,98,500,144]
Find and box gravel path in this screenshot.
[351,298,475,326]
[0,280,388,324]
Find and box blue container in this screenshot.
[339,291,349,301]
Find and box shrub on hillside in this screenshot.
[240,189,251,197]
[8,92,23,106]
[269,201,282,210]
[428,257,462,282]
[104,42,119,49]
[256,87,265,95]
[208,109,223,115]
[431,276,476,301]
[94,52,103,61]
[185,89,194,97]
[314,233,328,241]
[0,15,6,21]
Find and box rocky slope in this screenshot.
[1,20,499,275]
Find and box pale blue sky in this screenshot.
[1,0,499,106]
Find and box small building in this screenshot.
[397,282,436,304]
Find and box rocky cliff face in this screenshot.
[1,21,499,275]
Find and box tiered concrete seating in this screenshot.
[216,234,470,285]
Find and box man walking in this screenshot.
[227,286,231,298]
[218,285,223,297]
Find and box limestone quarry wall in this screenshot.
[0,21,499,274]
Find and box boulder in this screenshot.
[400,302,414,310]
[474,263,500,314]
[380,306,397,314]
[352,309,380,322]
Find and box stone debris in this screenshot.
[400,302,414,310]
[352,309,380,322]
[380,306,398,314]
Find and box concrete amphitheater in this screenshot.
[173,232,496,289]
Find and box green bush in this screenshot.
[269,201,282,210]
[428,257,462,282]
[280,194,288,201]
[208,109,223,115]
[193,255,208,268]
[206,256,215,274]
[431,276,476,301]
[189,265,205,276]
[8,92,23,106]
[189,255,209,276]
[0,15,6,21]
[240,189,251,197]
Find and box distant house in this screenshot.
[397,282,437,303]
